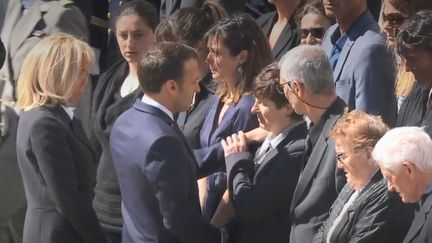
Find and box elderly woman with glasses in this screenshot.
[312,110,414,243]
[396,10,432,137]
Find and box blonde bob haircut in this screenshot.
[17,33,94,110]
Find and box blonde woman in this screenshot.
[16,33,107,243]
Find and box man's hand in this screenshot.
[221,131,248,157]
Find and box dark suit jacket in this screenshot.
[257,11,299,61]
[226,121,307,243]
[321,11,396,126]
[314,171,414,243]
[16,105,106,243]
[290,97,347,243]
[403,193,432,243]
[110,100,221,243]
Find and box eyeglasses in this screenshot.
[336,152,348,163]
[396,29,432,57]
[382,12,407,26]
[299,27,325,39]
[276,80,294,95]
[397,29,432,46]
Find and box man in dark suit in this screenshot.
[278,45,346,243]
[321,0,396,126]
[221,63,307,243]
[110,42,227,243]
[373,127,432,243]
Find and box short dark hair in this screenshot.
[397,10,432,55]
[138,42,198,93]
[116,0,159,31]
[253,63,303,121]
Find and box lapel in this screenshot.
[200,95,218,146]
[9,0,46,56]
[210,103,235,143]
[133,100,198,174]
[49,105,95,161]
[333,38,354,82]
[0,0,22,49]
[404,194,432,242]
[272,18,297,60]
[203,95,237,146]
[333,11,376,82]
[291,99,345,209]
[255,121,307,177]
[260,12,276,37]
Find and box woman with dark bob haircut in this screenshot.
[396,10,432,137]
[193,13,273,222]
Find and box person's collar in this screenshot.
[141,94,174,121]
[331,10,370,45]
[266,121,303,149]
[61,105,74,120]
[421,184,432,204]
[320,96,346,121]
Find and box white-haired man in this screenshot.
[373,126,432,243]
[278,45,347,243]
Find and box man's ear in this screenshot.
[163,79,178,96]
[292,80,303,97]
[402,161,417,177]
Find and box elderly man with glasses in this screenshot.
[278,45,347,243]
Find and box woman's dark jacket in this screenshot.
[90,59,142,232]
[313,171,414,243]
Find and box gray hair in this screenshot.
[372,126,432,173]
[278,45,335,95]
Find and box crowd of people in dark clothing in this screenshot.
[1,0,432,243]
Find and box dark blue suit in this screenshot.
[193,94,259,220]
[110,100,221,243]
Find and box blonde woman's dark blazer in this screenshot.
[16,105,107,243]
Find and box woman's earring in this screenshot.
[237,65,243,81]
